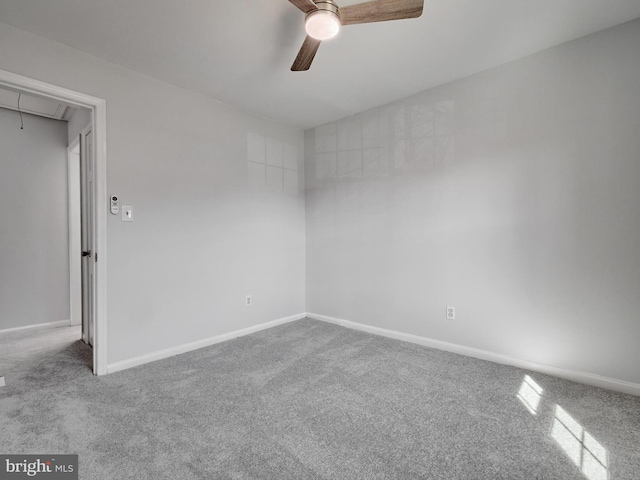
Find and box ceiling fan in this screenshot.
[288,0,424,71]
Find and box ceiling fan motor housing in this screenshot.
[307,1,341,23]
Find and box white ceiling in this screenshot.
[0,0,639,129]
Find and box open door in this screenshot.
[67,140,82,329]
[79,126,95,346]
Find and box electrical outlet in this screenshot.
[245,295,252,307]
[446,306,456,320]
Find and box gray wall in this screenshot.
[0,22,306,366]
[0,107,69,330]
[305,19,640,384]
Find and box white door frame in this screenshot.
[0,69,108,375]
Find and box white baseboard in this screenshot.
[0,319,71,336]
[107,313,306,374]
[306,312,640,397]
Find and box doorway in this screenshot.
[0,69,107,375]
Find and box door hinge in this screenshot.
[95,252,98,263]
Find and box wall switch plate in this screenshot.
[122,206,133,222]
[245,295,252,307]
[446,306,456,320]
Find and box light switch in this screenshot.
[122,206,133,222]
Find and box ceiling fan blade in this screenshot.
[340,0,423,26]
[291,36,322,71]
[288,0,318,14]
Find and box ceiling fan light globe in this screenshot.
[305,10,340,40]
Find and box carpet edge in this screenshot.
[106,313,306,374]
[306,312,640,397]
[0,319,71,336]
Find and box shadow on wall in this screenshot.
[311,96,457,186]
[247,133,299,195]
[307,75,511,189]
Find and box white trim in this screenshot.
[0,320,71,336]
[306,313,640,397]
[92,105,108,375]
[107,313,306,374]
[0,69,108,375]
